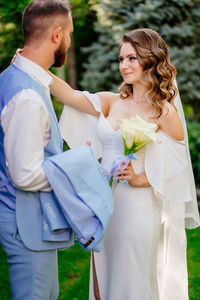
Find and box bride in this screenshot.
[47,29,199,299]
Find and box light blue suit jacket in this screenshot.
[42,145,113,252]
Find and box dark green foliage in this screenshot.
[0,0,30,72]
[80,0,200,120]
[52,96,64,120]
[187,119,200,184]
[70,0,99,89]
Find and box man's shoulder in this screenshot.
[0,64,34,90]
[0,65,46,109]
[2,64,30,79]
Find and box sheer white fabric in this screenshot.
[145,133,189,299]
[174,81,199,228]
[59,90,200,300]
[59,91,102,158]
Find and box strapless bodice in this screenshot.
[97,114,145,174]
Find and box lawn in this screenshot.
[187,227,200,300]
[0,227,200,299]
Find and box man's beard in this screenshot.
[52,39,67,68]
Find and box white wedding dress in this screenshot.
[89,113,162,300]
[59,91,200,300]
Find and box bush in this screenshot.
[0,0,30,72]
[187,119,200,185]
[80,0,200,120]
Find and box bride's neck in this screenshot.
[132,84,148,101]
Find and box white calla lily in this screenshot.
[118,115,161,155]
[109,115,162,187]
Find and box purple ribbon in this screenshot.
[107,153,138,183]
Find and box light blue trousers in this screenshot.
[0,201,59,300]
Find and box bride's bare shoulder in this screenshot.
[97,92,120,116]
[97,91,120,102]
[158,101,184,141]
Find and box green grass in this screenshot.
[0,245,11,299]
[57,243,90,300]
[187,227,200,300]
[0,242,90,300]
[0,228,200,299]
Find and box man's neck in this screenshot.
[21,45,53,70]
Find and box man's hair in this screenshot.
[22,0,70,44]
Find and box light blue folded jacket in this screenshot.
[42,145,113,252]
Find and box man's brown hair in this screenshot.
[22,0,70,44]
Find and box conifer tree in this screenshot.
[81,0,200,119]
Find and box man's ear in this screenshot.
[51,26,62,44]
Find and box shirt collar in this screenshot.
[13,54,54,89]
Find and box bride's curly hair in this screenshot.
[119,28,177,119]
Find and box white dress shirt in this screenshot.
[1,55,54,191]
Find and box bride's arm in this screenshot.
[158,101,184,141]
[11,50,100,116]
[49,71,99,116]
[11,50,111,117]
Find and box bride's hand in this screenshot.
[115,161,138,185]
[11,48,23,64]
[115,161,150,187]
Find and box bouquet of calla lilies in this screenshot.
[108,115,161,187]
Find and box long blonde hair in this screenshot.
[119,28,177,119]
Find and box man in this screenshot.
[0,1,73,299]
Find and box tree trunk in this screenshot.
[67,38,77,89]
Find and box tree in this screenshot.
[80,0,200,119]
[0,0,30,72]
[69,0,99,89]
[52,0,99,116]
